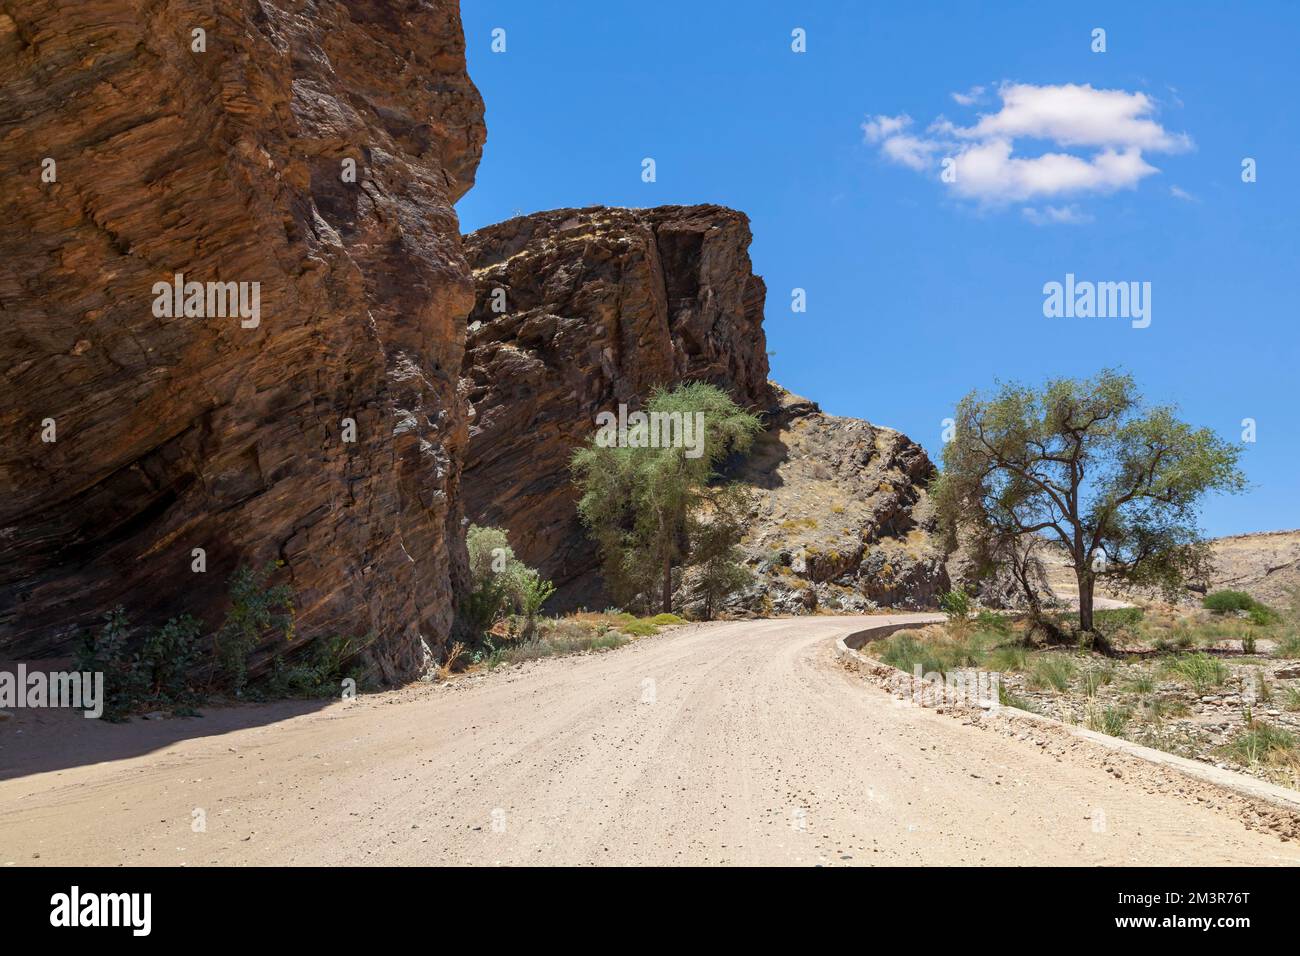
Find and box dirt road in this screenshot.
[3,614,1297,866]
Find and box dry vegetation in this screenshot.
[436,611,687,678]
[862,593,1300,789]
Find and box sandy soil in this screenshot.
[2,614,1298,866]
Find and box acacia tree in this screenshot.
[571,382,762,614]
[687,482,756,619]
[934,370,1244,643]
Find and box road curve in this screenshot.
[2,613,1298,866]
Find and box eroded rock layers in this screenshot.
[0,0,484,680]
[461,205,946,613]
[461,205,771,608]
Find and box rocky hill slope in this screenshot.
[0,0,483,680]
[1199,530,1300,608]
[461,206,946,613]
[726,386,948,615]
[1027,531,1300,612]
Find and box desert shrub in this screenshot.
[1247,604,1278,626]
[1086,705,1131,738]
[939,588,972,626]
[136,614,206,713]
[263,633,372,698]
[72,607,147,722]
[986,644,1028,672]
[974,610,1011,637]
[1203,590,1260,614]
[1081,665,1114,697]
[1162,653,1229,695]
[215,562,295,694]
[1026,654,1076,692]
[464,525,556,638]
[1241,630,1257,655]
[621,618,659,637]
[645,613,686,626]
[1220,722,1298,767]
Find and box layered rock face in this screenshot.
[461,206,946,613]
[461,205,771,607]
[0,1,484,680]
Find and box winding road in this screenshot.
[2,614,1298,866]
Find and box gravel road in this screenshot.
[3,614,1297,865]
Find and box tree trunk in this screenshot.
[1077,567,1095,634]
[662,553,673,614]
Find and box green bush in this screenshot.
[1246,604,1278,626]
[1203,590,1259,614]
[73,608,146,722]
[463,525,556,639]
[645,613,686,626]
[974,610,1011,637]
[939,589,972,625]
[73,563,305,718]
[74,610,207,720]
[263,633,373,699]
[216,562,295,694]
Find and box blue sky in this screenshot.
[457,1,1299,538]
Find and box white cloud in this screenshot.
[1022,204,1094,226]
[1169,184,1200,202]
[950,83,1192,152]
[881,133,944,171]
[950,140,1158,202]
[951,85,985,106]
[861,114,913,143]
[862,82,1191,214]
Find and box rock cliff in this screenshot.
[461,206,946,613]
[461,205,771,607]
[0,0,484,680]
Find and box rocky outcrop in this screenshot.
[0,1,484,681]
[723,386,949,616]
[461,205,771,607]
[461,206,946,613]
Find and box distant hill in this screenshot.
[1037,530,1300,611]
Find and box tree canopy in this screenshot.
[934,369,1245,640]
[571,382,762,615]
